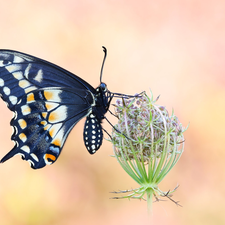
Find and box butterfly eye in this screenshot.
[100,82,107,92]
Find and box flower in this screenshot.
[110,91,188,211]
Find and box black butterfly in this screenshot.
[0,47,120,169]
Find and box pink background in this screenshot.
[0,0,225,224]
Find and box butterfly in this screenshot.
[0,47,121,169]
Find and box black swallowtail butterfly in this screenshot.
[0,47,122,169]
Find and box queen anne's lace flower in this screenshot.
[110,91,188,210]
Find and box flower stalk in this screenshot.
[110,91,187,210]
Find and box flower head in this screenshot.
[110,91,187,210]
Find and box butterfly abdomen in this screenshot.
[83,113,103,154]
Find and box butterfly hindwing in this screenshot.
[1,87,94,169]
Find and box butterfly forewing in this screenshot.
[0,50,96,110]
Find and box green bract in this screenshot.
[111,91,187,210]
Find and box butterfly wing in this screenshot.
[0,87,94,169]
[0,50,95,110]
[0,49,98,169]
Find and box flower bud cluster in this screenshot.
[112,92,184,162]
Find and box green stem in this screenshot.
[146,188,154,214]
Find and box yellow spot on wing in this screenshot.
[48,106,67,123]
[52,138,61,146]
[49,123,62,138]
[42,112,47,118]
[18,119,27,129]
[44,90,53,100]
[41,121,47,126]
[44,124,51,130]
[43,90,62,102]
[19,133,27,142]
[45,102,59,111]
[27,93,34,102]
[49,111,59,123]
[19,80,31,88]
[21,105,31,115]
[49,127,55,138]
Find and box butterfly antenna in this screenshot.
[100,46,107,83]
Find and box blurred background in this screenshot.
[0,0,224,224]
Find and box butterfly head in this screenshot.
[98,82,107,92]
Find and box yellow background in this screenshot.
[0,0,224,224]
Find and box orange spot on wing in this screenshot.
[42,112,47,118]
[45,102,57,111]
[44,90,53,100]
[52,138,61,146]
[49,111,59,123]
[49,127,55,137]
[19,133,27,142]
[41,121,47,126]
[27,93,34,102]
[45,154,56,162]
[18,119,27,129]
[44,124,51,130]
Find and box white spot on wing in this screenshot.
[0,61,5,67]
[13,55,25,63]
[30,153,39,162]
[0,78,4,86]
[45,102,59,111]
[21,145,30,153]
[5,64,21,73]
[9,95,18,105]
[12,71,23,80]
[49,123,63,138]
[24,63,32,78]
[44,90,62,102]
[19,79,31,88]
[21,105,31,115]
[34,69,43,82]
[3,86,10,95]
[25,86,37,94]
[49,105,67,123]
[27,159,35,167]
[13,125,18,135]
